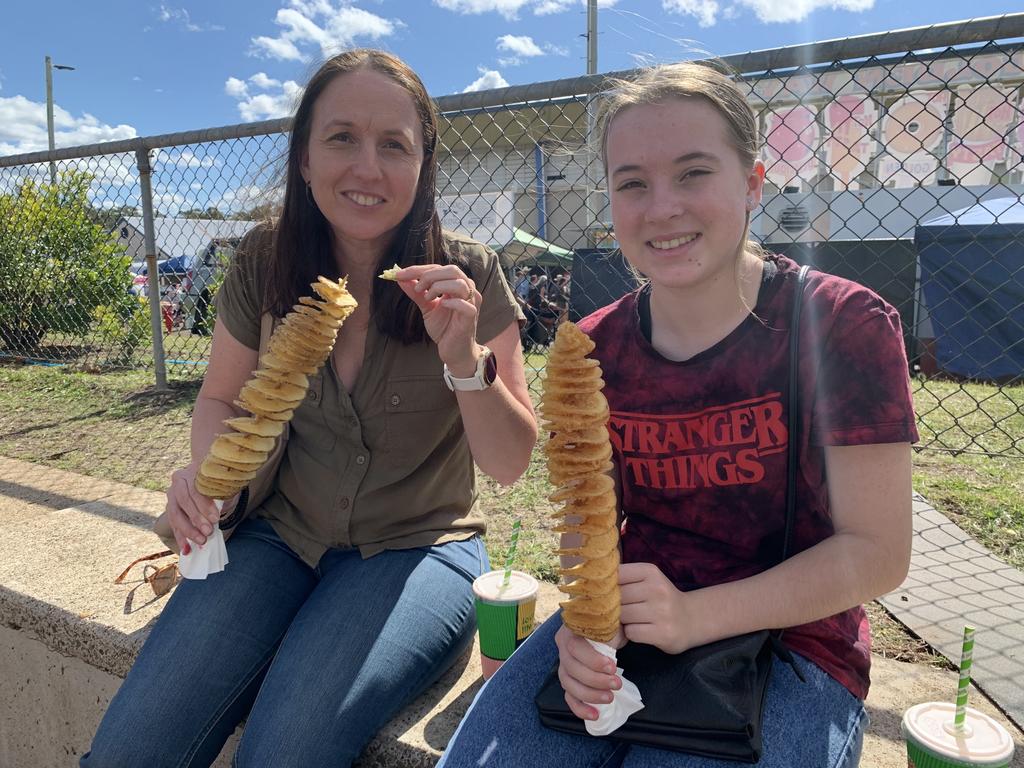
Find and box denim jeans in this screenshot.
[81,517,489,768]
[437,613,867,768]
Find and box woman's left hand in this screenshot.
[619,562,697,654]
[393,264,482,372]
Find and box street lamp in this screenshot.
[45,55,76,185]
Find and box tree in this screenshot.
[0,172,133,352]
[179,206,226,220]
[230,202,279,222]
[89,203,139,232]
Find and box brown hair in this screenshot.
[594,62,764,262]
[265,48,452,343]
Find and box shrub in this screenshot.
[0,172,132,353]
[92,296,151,366]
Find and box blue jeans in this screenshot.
[437,613,867,768]
[82,518,489,767]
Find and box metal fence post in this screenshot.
[136,148,169,391]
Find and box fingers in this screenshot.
[418,277,475,303]
[618,561,657,586]
[397,265,478,307]
[166,469,219,549]
[439,297,479,318]
[555,625,620,720]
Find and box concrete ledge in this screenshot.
[0,458,564,766]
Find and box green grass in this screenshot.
[912,378,1024,455]
[5,329,212,372]
[1,361,1021,575]
[910,379,1024,571]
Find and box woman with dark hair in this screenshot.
[82,49,537,767]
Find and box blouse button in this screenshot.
[307,389,318,401]
[339,497,350,510]
[390,394,401,407]
[356,455,366,465]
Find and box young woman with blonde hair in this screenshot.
[437,61,917,768]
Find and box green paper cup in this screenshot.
[902,702,1014,768]
[472,570,538,679]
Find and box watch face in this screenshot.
[483,350,498,385]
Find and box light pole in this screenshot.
[584,0,598,244]
[45,55,76,185]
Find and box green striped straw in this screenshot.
[501,519,522,589]
[954,625,976,730]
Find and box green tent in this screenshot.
[495,227,573,268]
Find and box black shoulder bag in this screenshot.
[535,265,812,763]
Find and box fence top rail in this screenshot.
[1,13,1022,170]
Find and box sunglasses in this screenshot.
[115,549,179,597]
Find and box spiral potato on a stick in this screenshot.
[194,276,358,500]
[541,322,621,643]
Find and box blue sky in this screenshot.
[1,0,1020,156]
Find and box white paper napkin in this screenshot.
[178,500,230,579]
[585,639,645,736]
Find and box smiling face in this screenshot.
[605,97,764,291]
[301,68,424,262]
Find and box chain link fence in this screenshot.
[1,15,1023,478]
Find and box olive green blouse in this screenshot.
[215,228,522,567]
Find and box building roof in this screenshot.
[117,216,258,260]
[920,197,1024,227]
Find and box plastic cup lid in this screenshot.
[902,702,1014,764]
[473,570,538,603]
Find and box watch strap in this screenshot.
[443,346,495,391]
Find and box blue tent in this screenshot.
[914,197,1024,380]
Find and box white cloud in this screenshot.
[163,149,219,168]
[740,0,873,23]
[435,0,532,19]
[533,0,572,13]
[215,183,274,213]
[225,77,250,99]
[0,95,137,157]
[156,4,224,32]
[250,35,304,61]
[435,0,616,19]
[249,72,282,89]
[462,69,510,93]
[225,72,304,121]
[132,76,142,82]
[495,34,569,66]
[663,0,873,26]
[662,0,719,27]
[250,2,399,62]
[497,34,545,57]
[153,189,188,214]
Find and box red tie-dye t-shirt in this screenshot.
[577,255,919,699]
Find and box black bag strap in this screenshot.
[782,264,810,562]
[770,264,811,681]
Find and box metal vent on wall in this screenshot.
[780,204,810,232]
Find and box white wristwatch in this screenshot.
[443,346,498,391]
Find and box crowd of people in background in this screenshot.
[512,266,571,351]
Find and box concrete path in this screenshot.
[881,493,1024,729]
